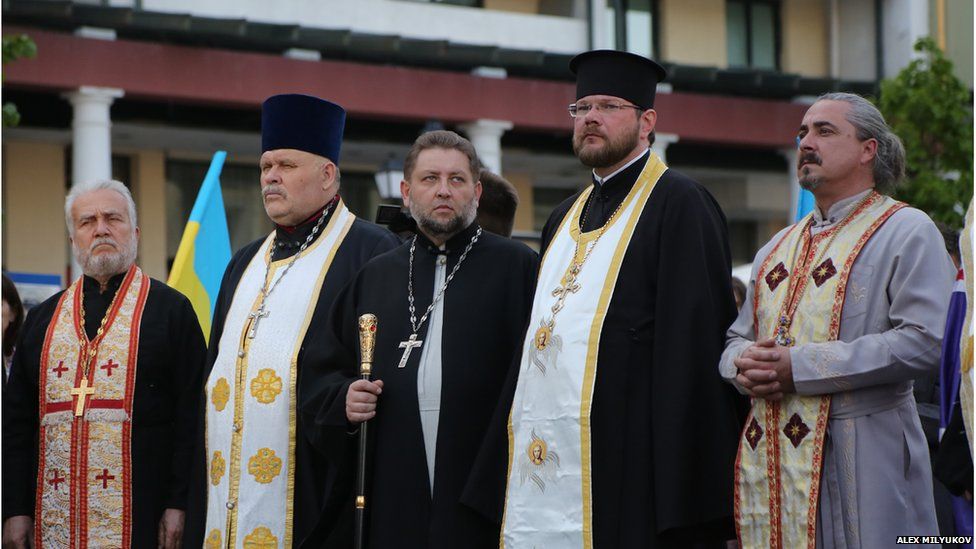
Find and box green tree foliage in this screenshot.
[877,38,973,228]
[2,34,37,127]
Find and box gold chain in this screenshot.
[77,274,128,379]
[774,191,877,345]
[533,189,628,350]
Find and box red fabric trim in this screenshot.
[121,274,148,548]
[46,400,125,413]
[806,396,832,547]
[754,221,806,336]
[35,287,72,548]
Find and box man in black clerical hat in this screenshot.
[500,50,746,547]
[185,94,399,548]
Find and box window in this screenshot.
[726,0,779,70]
[605,0,658,59]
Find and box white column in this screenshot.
[779,147,801,222]
[458,119,513,175]
[62,86,124,278]
[650,132,679,164]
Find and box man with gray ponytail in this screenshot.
[720,93,955,547]
[2,179,207,549]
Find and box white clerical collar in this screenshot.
[592,148,650,186]
[812,188,874,227]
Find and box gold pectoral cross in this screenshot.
[550,267,581,315]
[247,305,270,339]
[397,333,423,368]
[71,377,96,417]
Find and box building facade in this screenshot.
[3,0,972,284]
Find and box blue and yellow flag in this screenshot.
[168,151,232,343]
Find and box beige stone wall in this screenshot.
[505,173,535,233]
[2,141,68,280]
[659,0,727,67]
[485,0,540,15]
[781,0,829,77]
[131,150,168,281]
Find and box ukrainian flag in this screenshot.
[168,151,232,343]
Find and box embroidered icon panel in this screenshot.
[250,369,283,404]
[243,526,278,548]
[210,451,226,486]
[247,448,283,484]
[211,377,230,412]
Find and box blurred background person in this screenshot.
[2,274,25,384]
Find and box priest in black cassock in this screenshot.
[300,130,538,548]
[184,94,399,548]
[3,179,205,549]
[493,50,746,547]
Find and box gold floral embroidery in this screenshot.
[204,529,222,549]
[243,526,278,548]
[210,451,226,486]
[249,369,282,404]
[247,447,282,484]
[211,377,230,412]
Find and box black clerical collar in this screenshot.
[416,222,481,255]
[590,149,649,197]
[271,195,339,256]
[82,271,126,295]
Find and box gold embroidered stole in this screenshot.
[735,193,904,548]
[502,153,665,549]
[35,265,149,549]
[204,202,355,549]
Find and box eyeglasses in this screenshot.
[568,102,644,118]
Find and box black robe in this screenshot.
[2,272,207,548]
[300,223,539,549]
[468,151,748,547]
[184,204,400,548]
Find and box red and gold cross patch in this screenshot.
[783,413,811,448]
[811,258,837,287]
[765,262,789,291]
[745,417,764,450]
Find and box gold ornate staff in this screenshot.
[355,314,377,549]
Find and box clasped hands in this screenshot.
[734,338,795,401]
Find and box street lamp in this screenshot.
[374,156,404,201]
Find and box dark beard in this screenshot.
[417,213,466,240]
[573,125,640,168]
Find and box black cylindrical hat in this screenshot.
[262,94,346,163]
[570,50,667,109]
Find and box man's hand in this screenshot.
[2,515,32,549]
[346,379,384,424]
[157,508,184,549]
[734,338,795,400]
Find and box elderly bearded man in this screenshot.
[3,179,207,548]
[302,130,538,548]
[721,93,954,548]
[185,94,399,549]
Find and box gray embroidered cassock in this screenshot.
[721,190,956,548]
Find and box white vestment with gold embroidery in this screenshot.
[721,190,953,548]
[502,153,665,549]
[204,203,354,549]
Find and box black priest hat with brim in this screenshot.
[262,94,346,164]
[570,49,668,110]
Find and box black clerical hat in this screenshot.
[570,50,667,109]
[262,94,346,163]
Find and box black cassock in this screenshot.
[467,151,749,547]
[300,223,539,549]
[2,273,207,548]
[184,207,400,548]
